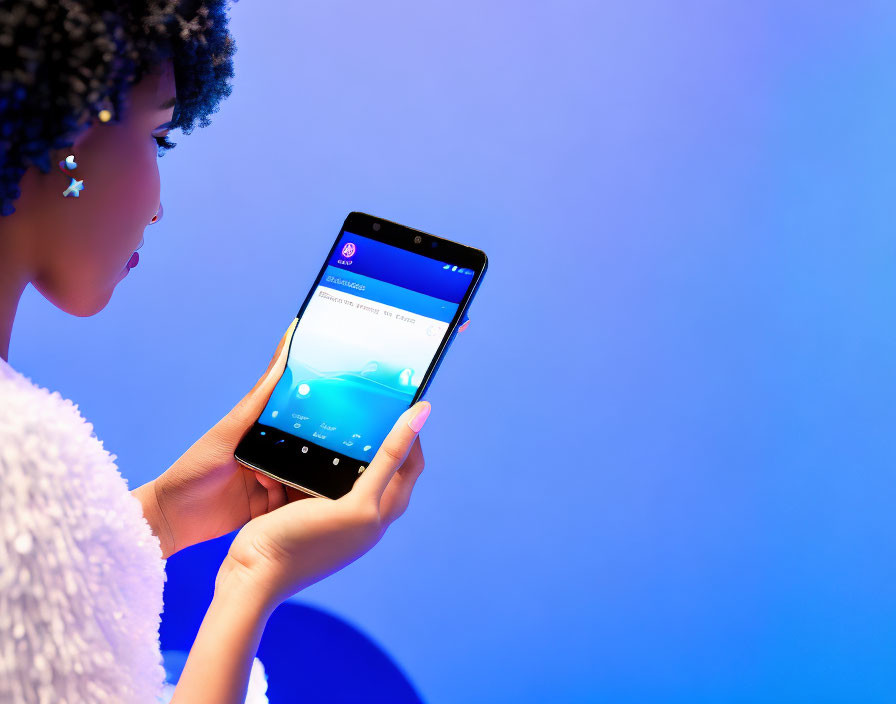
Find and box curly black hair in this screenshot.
[0,0,237,216]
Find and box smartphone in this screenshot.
[234,211,488,499]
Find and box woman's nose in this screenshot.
[150,202,163,225]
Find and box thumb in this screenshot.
[255,318,297,387]
[211,318,298,441]
[352,401,431,501]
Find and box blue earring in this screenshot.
[58,154,84,198]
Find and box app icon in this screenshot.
[341,242,356,258]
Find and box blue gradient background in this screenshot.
[9,2,896,702]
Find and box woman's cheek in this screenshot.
[127,144,162,228]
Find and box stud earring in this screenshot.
[58,154,84,198]
[149,202,163,225]
[97,98,114,123]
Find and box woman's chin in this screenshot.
[33,278,112,317]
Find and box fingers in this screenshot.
[211,318,297,439]
[352,401,431,503]
[254,318,298,390]
[458,319,470,333]
[266,481,288,512]
[380,435,425,523]
[285,485,313,502]
[254,469,311,505]
[246,470,286,518]
[253,469,280,491]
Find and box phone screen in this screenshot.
[257,230,476,463]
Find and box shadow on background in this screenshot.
[160,533,424,703]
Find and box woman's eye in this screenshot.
[153,131,175,154]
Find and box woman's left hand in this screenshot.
[145,315,470,558]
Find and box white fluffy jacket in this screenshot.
[0,356,268,703]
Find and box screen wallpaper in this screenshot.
[259,231,473,461]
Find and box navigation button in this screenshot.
[332,458,340,466]
[358,465,366,474]
[301,446,308,454]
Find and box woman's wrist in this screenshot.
[215,552,279,620]
[169,555,275,704]
[130,479,177,559]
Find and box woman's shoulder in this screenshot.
[0,358,99,439]
[0,359,151,540]
[0,360,169,701]
[0,360,131,490]
[0,356,165,571]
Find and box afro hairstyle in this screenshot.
[0,0,237,216]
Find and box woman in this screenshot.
[0,2,467,701]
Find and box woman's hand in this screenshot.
[165,404,429,704]
[148,318,301,557]
[214,401,430,609]
[148,315,468,558]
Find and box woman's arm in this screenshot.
[168,557,274,704]
[169,401,429,702]
[131,479,177,559]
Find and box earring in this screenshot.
[58,154,84,198]
[149,202,163,225]
[97,100,113,123]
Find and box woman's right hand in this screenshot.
[215,401,431,609]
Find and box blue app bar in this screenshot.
[319,266,459,323]
[328,231,472,303]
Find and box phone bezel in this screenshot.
[233,211,488,499]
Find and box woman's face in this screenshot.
[17,60,176,316]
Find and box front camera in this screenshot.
[372,222,381,231]
[413,235,423,244]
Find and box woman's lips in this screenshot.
[126,251,139,269]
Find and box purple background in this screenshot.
[9,2,896,702]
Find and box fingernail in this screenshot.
[407,401,431,433]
